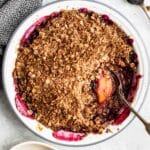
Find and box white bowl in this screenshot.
[10,141,56,150]
[2,0,150,147]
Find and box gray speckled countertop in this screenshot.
[1,0,150,150]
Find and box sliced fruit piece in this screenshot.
[15,94,33,119]
[52,130,86,141]
[96,69,113,104]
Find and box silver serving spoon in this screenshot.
[111,70,150,135]
[127,0,150,21]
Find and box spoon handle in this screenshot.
[119,93,150,134]
[140,5,150,21]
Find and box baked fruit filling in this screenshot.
[95,69,114,104]
[13,9,140,140]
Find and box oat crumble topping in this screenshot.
[13,10,138,134]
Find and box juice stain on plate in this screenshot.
[52,130,86,141]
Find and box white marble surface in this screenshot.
[1,0,150,149]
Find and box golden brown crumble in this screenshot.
[13,10,138,133]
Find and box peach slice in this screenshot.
[96,69,113,104]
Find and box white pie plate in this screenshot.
[2,0,150,147]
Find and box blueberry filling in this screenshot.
[127,38,134,46]
[79,8,93,16]
[90,80,98,92]
[101,14,113,25]
[129,50,138,65]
